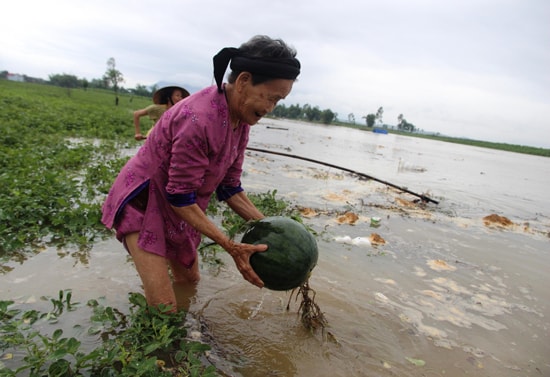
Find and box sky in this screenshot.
[2,0,549,148]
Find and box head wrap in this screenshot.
[213,47,301,92]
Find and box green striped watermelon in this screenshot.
[241,216,318,291]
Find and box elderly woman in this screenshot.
[101,35,301,309]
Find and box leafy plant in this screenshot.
[0,80,143,260]
[0,291,217,376]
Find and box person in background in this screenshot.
[102,35,301,310]
[133,85,190,140]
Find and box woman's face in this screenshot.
[233,74,294,126]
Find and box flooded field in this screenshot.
[2,119,549,376]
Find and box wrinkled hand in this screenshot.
[225,241,267,288]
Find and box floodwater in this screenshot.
[1,119,549,376]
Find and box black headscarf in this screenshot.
[213,47,301,93]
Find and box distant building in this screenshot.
[7,73,24,82]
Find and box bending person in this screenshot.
[102,35,301,309]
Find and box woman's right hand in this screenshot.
[224,240,267,288]
[134,133,146,141]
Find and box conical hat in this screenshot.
[152,85,190,105]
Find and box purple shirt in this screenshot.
[101,85,250,267]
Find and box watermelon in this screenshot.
[240,216,318,291]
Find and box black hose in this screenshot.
[246,146,439,205]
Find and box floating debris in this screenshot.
[334,233,386,246]
[336,212,359,224]
[395,197,417,208]
[299,207,318,218]
[369,233,386,245]
[483,214,513,228]
[405,357,426,367]
[427,259,457,271]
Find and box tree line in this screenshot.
[1,58,152,99]
[272,104,416,131]
[3,58,417,130]
[271,103,336,124]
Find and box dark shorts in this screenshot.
[114,190,148,251]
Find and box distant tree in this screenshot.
[348,113,355,124]
[405,122,415,132]
[0,70,8,79]
[81,78,89,91]
[320,109,335,124]
[287,104,303,119]
[397,114,415,132]
[303,104,322,122]
[375,106,384,125]
[103,57,124,105]
[271,103,287,118]
[365,113,376,127]
[49,73,80,96]
[49,73,79,88]
[89,78,107,89]
[132,84,152,97]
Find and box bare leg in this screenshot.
[169,258,200,311]
[169,257,200,284]
[172,281,198,311]
[125,232,177,310]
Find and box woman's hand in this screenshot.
[171,203,266,288]
[134,133,146,141]
[224,240,267,288]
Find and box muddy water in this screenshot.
[1,119,549,376]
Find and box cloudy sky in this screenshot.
[2,0,549,148]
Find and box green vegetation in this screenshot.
[271,103,336,124]
[0,79,150,260]
[0,290,217,376]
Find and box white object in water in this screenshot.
[334,235,371,246]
